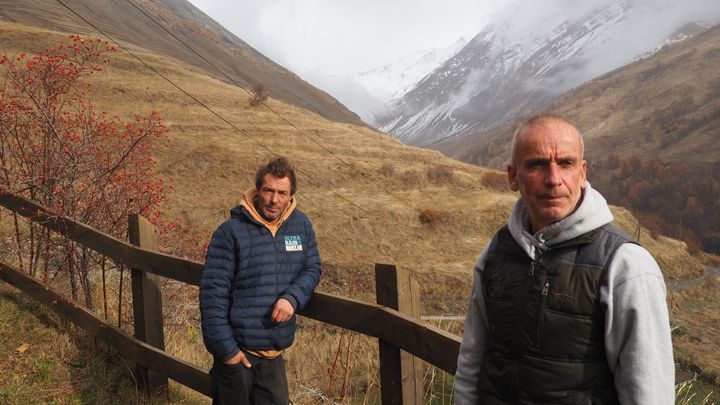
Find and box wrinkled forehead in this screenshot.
[261,174,292,190]
[515,119,583,160]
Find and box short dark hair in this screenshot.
[255,156,297,194]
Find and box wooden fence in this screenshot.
[0,191,462,404]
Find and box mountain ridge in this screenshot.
[376,0,719,147]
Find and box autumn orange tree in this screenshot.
[0,36,180,310]
[592,155,720,255]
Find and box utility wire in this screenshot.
[53,0,367,212]
[122,0,420,211]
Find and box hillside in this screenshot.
[0,0,364,127]
[440,24,720,168]
[0,21,511,309]
[1,21,719,402]
[375,0,718,146]
[437,23,720,254]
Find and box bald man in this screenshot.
[454,114,674,404]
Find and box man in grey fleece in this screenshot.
[454,114,674,404]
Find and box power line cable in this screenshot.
[121,0,420,211]
[53,0,367,213]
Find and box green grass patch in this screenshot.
[0,283,207,404]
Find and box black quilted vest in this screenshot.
[477,223,635,404]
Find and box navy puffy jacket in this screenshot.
[200,205,322,362]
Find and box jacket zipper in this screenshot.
[510,259,538,398]
[536,280,550,348]
[273,230,279,296]
[272,229,279,345]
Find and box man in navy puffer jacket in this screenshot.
[200,156,322,405]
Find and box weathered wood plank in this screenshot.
[400,277,424,404]
[0,192,204,285]
[375,264,425,405]
[300,291,461,375]
[376,263,404,405]
[0,261,211,396]
[129,214,168,395]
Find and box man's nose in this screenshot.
[270,192,279,203]
[545,163,561,186]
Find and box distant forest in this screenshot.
[590,154,720,255]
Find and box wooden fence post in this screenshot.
[129,214,168,397]
[375,263,424,405]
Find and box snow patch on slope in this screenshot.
[353,37,468,106]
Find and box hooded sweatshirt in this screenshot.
[240,188,297,237]
[454,183,674,405]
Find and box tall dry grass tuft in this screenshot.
[422,318,464,404]
[426,165,454,184]
[671,279,720,389]
[676,375,716,405]
[286,267,380,404]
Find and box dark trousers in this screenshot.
[210,352,289,405]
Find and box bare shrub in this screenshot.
[249,83,268,106]
[683,232,704,256]
[633,212,664,240]
[378,163,396,177]
[426,165,454,184]
[418,208,448,226]
[481,171,508,191]
[399,170,421,186]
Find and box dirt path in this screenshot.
[667,265,720,291]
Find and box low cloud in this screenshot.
[451,0,720,106]
[299,71,389,124]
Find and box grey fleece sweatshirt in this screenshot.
[454,183,675,404]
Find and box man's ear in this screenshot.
[580,159,587,189]
[507,165,519,191]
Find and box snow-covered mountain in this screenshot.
[633,21,711,62]
[353,37,468,106]
[375,0,720,146]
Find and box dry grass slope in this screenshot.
[0,0,363,126]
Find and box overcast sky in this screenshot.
[187,0,498,77]
[186,1,720,122]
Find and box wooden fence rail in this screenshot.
[0,260,212,395]
[0,191,462,404]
